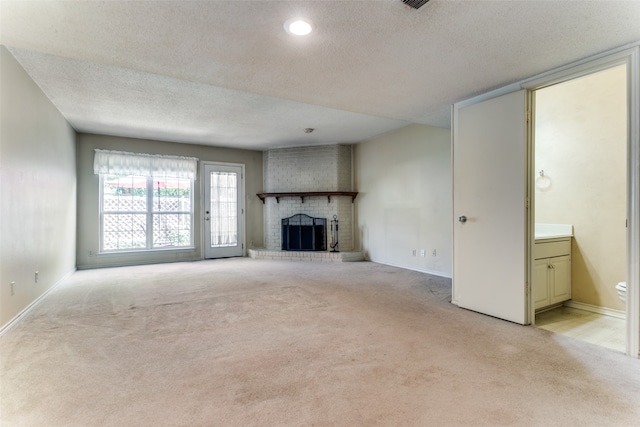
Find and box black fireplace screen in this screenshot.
[281,214,327,251]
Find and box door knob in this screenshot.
[458,215,467,223]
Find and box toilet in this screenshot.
[615,282,627,303]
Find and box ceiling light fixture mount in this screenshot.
[304,128,315,133]
[284,17,314,36]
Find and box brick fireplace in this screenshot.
[260,145,356,254]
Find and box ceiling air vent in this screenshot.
[402,0,431,9]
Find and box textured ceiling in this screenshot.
[2,0,640,150]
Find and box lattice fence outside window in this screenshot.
[100,174,194,252]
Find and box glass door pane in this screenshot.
[203,163,244,258]
[210,171,238,248]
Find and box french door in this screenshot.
[452,90,529,325]
[203,163,244,258]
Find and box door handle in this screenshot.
[458,215,467,223]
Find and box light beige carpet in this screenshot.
[2,259,640,426]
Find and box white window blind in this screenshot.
[94,149,198,180]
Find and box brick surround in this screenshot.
[263,145,354,251]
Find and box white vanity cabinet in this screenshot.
[533,237,571,310]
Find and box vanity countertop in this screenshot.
[535,223,573,241]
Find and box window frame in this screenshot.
[99,174,195,253]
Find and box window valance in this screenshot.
[93,149,198,180]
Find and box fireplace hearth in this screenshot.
[281,214,326,251]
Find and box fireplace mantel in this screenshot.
[257,191,358,204]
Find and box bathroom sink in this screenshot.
[535,223,573,241]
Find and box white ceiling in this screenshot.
[1,1,640,151]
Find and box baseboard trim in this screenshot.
[564,300,626,319]
[369,260,452,279]
[0,268,76,336]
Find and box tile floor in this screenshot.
[535,306,626,352]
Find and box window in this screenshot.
[94,150,198,253]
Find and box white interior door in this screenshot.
[453,90,529,324]
[203,163,244,259]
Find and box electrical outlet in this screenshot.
[10,281,15,296]
[89,250,93,257]
[412,249,417,256]
[420,249,426,257]
[35,271,39,283]
[432,249,437,257]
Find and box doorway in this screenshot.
[453,45,639,357]
[531,65,627,352]
[203,162,245,259]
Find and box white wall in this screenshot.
[0,46,77,329]
[354,124,452,277]
[76,133,263,269]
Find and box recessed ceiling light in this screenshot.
[284,18,314,36]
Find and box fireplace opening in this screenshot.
[281,214,327,251]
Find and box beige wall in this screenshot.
[535,65,627,311]
[76,134,263,269]
[354,124,452,277]
[0,46,77,328]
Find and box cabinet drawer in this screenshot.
[534,240,571,259]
